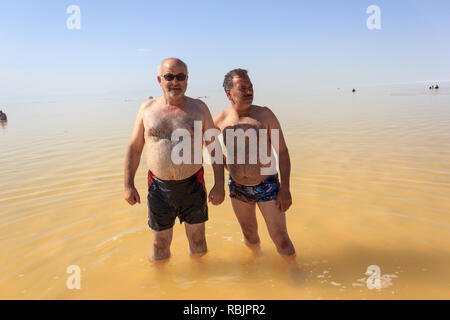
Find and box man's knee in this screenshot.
[272,232,291,250]
[153,235,171,251]
[240,222,257,236]
[187,228,207,252]
[240,223,259,244]
[151,234,172,260]
[191,232,206,247]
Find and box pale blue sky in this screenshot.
[1,0,449,101]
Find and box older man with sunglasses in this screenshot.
[124,58,225,261]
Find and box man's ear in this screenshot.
[157,76,162,84]
[225,89,232,100]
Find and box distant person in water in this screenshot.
[435,85,439,89]
[0,110,7,121]
[352,88,356,93]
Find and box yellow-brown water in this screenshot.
[1,86,449,299]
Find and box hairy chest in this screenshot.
[144,110,199,140]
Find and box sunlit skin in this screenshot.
[214,75,295,257]
[124,58,225,261]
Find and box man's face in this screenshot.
[226,76,254,107]
[157,62,188,100]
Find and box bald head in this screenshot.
[158,58,188,76]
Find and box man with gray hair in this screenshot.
[214,68,295,257]
[124,58,225,261]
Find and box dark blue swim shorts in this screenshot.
[228,173,280,203]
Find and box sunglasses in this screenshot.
[161,73,187,81]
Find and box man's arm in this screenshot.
[201,101,225,206]
[266,107,292,213]
[212,112,228,170]
[124,103,146,205]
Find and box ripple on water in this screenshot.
[1,95,450,299]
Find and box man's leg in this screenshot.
[231,198,260,247]
[257,200,295,256]
[151,227,173,261]
[185,222,207,255]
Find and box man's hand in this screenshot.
[276,185,292,213]
[124,186,141,205]
[208,184,225,206]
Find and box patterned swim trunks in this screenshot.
[228,173,280,203]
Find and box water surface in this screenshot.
[1,85,449,299]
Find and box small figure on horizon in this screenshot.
[148,96,153,100]
[435,84,439,89]
[0,110,7,121]
[352,88,356,93]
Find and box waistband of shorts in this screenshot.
[149,167,204,186]
[229,173,278,187]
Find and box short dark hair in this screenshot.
[223,68,249,92]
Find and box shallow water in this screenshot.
[1,85,449,299]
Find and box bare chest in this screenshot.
[144,110,198,140]
[222,116,267,141]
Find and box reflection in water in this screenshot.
[0,87,450,299]
[0,120,7,130]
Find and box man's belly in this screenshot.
[227,164,273,186]
[225,142,278,185]
[145,140,202,181]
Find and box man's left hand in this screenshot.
[208,184,225,206]
[276,185,292,213]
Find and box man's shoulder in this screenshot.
[252,104,270,112]
[252,105,275,118]
[139,97,160,113]
[188,96,209,112]
[251,105,280,128]
[213,108,231,127]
